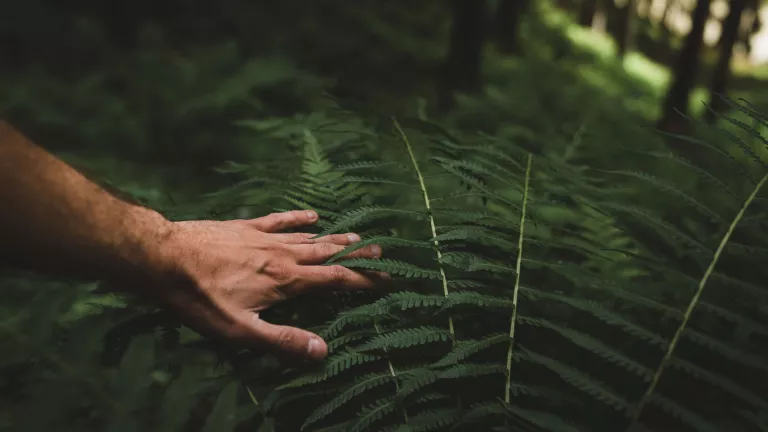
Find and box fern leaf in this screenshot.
[355,326,452,352]
[523,348,628,411]
[438,363,505,379]
[330,176,417,188]
[520,317,653,382]
[684,330,768,373]
[501,404,584,432]
[698,301,768,338]
[629,170,768,425]
[340,258,442,279]
[432,334,508,367]
[313,206,424,238]
[336,161,406,171]
[649,394,720,432]
[392,408,461,432]
[520,287,668,348]
[326,237,432,263]
[670,358,768,410]
[302,373,395,430]
[278,352,380,389]
[349,399,399,432]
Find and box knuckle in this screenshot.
[317,243,338,257]
[276,327,295,348]
[269,263,294,282]
[292,232,313,243]
[328,265,349,282]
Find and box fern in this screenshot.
[628,170,768,426]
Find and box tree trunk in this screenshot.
[440,0,488,111]
[579,0,598,26]
[657,0,712,136]
[616,0,637,58]
[496,0,529,54]
[706,0,748,123]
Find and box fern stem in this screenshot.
[505,153,532,404]
[375,321,409,423]
[628,170,768,426]
[392,118,454,337]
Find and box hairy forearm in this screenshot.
[0,121,173,282]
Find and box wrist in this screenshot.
[116,204,178,285]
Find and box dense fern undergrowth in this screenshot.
[3,97,768,432]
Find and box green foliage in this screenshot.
[4,3,768,430]
[163,100,766,431]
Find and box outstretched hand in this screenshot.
[145,210,386,362]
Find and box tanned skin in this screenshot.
[0,121,386,362]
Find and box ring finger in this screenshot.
[288,242,382,265]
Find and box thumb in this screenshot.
[243,312,328,362]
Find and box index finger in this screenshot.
[246,210,319,233]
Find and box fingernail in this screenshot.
[308,337,319,355]
[370,245,382,257]
[306,211,318,221]
[347,233,361,243]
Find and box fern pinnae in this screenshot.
[374,320,410,425]
[628,170,768,427]
[505,153,532,404]
[392,118,454,337]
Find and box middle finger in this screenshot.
[288,242,382,265]
[274,232,362,245]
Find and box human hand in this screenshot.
[144,210,385,362]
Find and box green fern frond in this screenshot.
[709,271,768,301]
[390,407,461,432]
[432,334,508,367]
[279,352,380,390]
[523,348,628,411]
[698,302,768,338]
[439,252,516,274]
[314,206,424,237]
[529,262,684,317]
[669,358,768,410]
[703,117,765,167]
[327,329,376,353]
[355,326,452,352]
[339,258,442,279]
[684,330,768,373]
[399,369,440,397]
[336,161,407,171]
[519,287,668,348]
[438,363,505,379]
[349,399,399,432]
[651,129,758,185]
[302,373,395,430]
[446,279,487,289]
[321,304,383,340]
[501,404,584,432]
[326,237,432,263]
[648,395,720,432]
[520,317,653,382]
[599,203,712,253]
[329,176,417,188]
[629,170,768,426]
[616,146,741,200]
